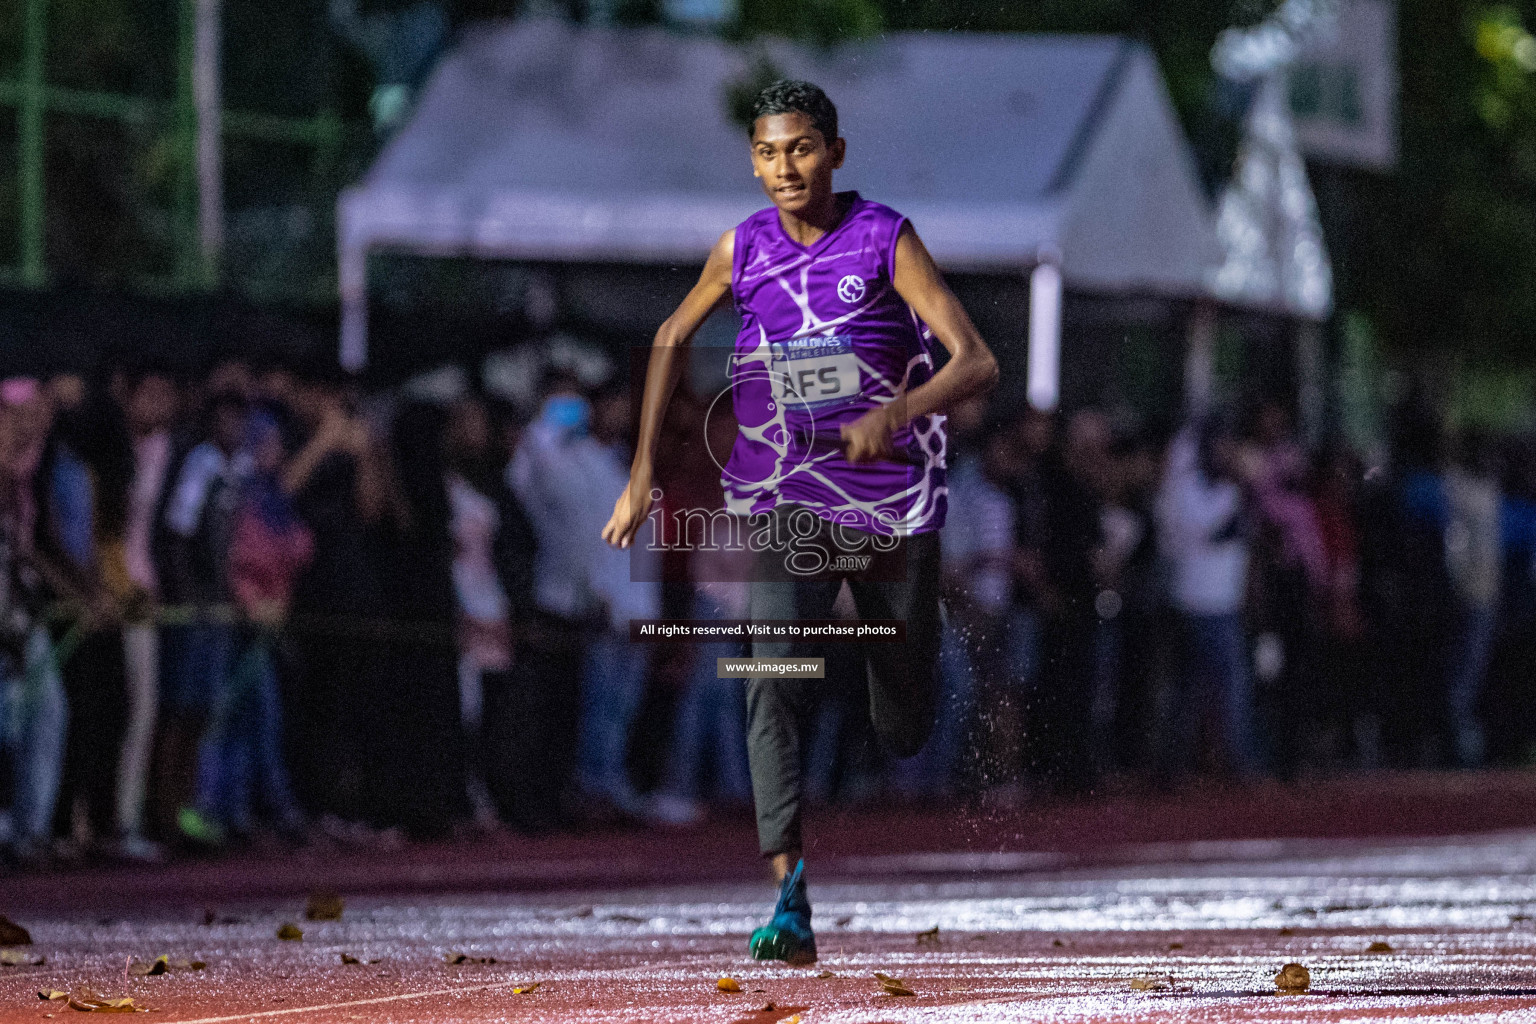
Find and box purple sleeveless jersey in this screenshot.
[723,192,948,536]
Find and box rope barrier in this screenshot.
[11,599,621,685]
[3,601,460,688]
[37,600,458,644]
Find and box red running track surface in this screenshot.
[4,772,1536,1022]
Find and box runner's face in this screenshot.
[751,113,844,216]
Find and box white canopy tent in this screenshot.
[337,18,1221,410]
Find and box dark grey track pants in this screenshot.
[744,509,943,857]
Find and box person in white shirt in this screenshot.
[1444,430,1503,768]
[575,386,660,818]
[112,368,180,861]
[1155,419,1261,781]
[445,395,512,829]
[503,371,609,831]
[646,542,754,826]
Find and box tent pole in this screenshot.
[1184,298,1217,419]
[340,295,367,371]
[339,238,368,371]
[1027,259,1062,412]
[1295,319,1324,446]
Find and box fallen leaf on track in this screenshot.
[1366,941,1394,953]
[1275,963,1311,993]
[1130,976,1172,991]
[717,976,742,992]
[276,924,303,942]
[834,915,853,927]
[874,972,914,997]
[444,953,496,965]
[340,953,360,965]
[512,982,540,994]
[39,989,67,1001]
[915,925,940,945]
[127,957,167,977]
[305,892,345,922]
[816,970,836,979]
[66,987,145,1012]
[1,948,43,966]
[168,959,207,971]
[0,915,32,945]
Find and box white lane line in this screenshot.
[832,830,1536,878]
[159,978,534,1024]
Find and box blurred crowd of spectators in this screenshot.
[2,351,1535,869]
[935,395,1536,804]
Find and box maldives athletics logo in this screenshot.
[836,275,866,304]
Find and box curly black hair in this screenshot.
[748,79,838,145]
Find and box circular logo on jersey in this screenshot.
[836,275,866,304]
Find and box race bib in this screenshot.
[770,335,861,408]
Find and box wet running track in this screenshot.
[6,775,1536,1022]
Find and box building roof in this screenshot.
[338,18,1227,363]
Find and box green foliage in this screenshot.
[725,55,789,133]
[45,0,173,96]
[735,0,882,46]
[1338,0,1536,365]
[1451,365,1536,430]
[613,0,665,26]
[876,0,1245,125]
[1471,4,1536,132]
[867,0,1261,193]
[0,0,372,296]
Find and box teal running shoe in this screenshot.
[749,858,817,964]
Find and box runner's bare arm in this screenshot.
[841,222,998,463]
[601,229,736,549]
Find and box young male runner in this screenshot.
[602,80,998,963]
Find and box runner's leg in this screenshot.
[851,530,943,759]
[744,574,839,859]
[745,566,836,964]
